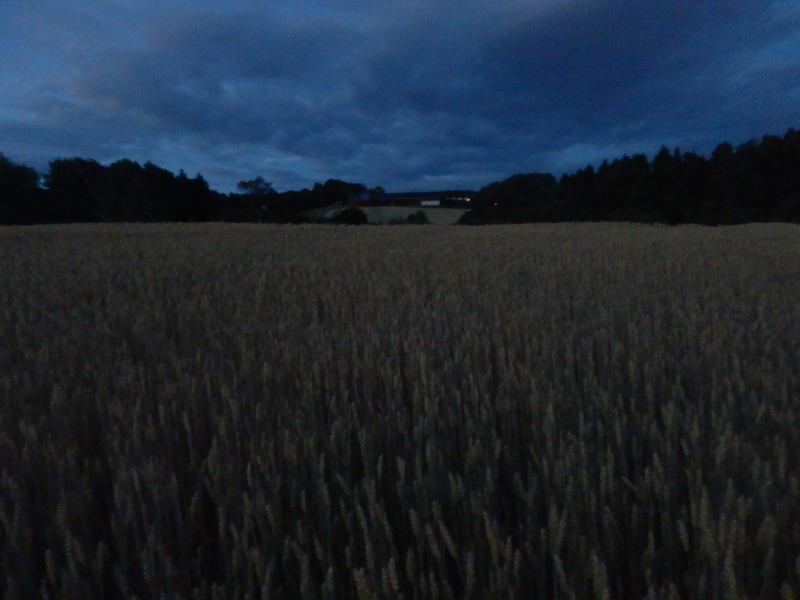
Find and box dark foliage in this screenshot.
[331,207,368,225]
[41,158,105,223]
[219,179,369,223]
[0,155,257,224]
[0,154,42,224]
[404,210,430,224]
[88,160,222,222]
[459,127,800,225]
[2,127,800,225]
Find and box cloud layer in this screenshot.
[2,0,799,191]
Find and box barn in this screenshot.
[345,191,472,224]
[298,191,473,224]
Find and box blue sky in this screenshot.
[1,0,799,192]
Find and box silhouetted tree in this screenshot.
[593,153,653,219]
[764,129,800,220]
[368,186,386,201]
[461,173,560,223]
[7,126,800,226]
[0,154,41,224]
[237,176,276,196]
[235,177,277,222]
[557,165,602,221]
[43,157,105,222]
[84,159,218,222]
[668,151,708,223]
[462,127,800,225]
[331,207,368,224]
[319,179,368,205]
[168,171,222,221]
[476,173,558,210]
[405,210,430,224]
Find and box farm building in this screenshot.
[347,191,472,224]
[349,191,472,209]
[298,191,473,224]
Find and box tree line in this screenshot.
[2,127,799,225]
[461,128,800,225]
[0,156,370,225]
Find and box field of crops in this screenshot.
[1,222,799,599]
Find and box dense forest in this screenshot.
[0,156,370,225]
[1,127,799,225]
[462,128,800,225]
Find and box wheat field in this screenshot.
[1,223,799,599]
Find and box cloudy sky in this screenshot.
[1,1,799,192]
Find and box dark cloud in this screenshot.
[1,0,799,191]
